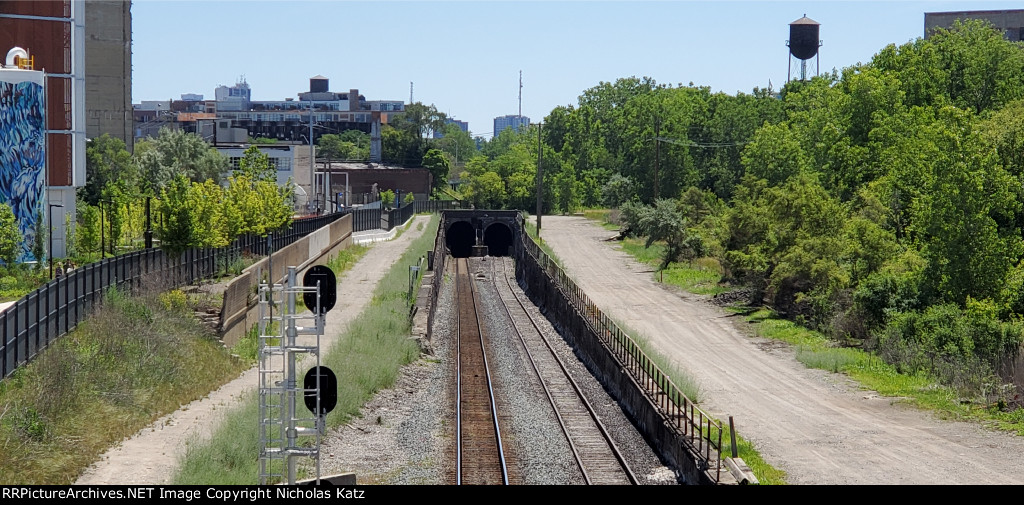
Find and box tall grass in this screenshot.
[0,287,246,484]
[173,216,440,484]
[738,306,1024,435]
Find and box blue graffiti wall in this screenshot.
[0,70,46,263]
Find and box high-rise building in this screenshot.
[925,9,1024,41]
[0,0,128,259]
[493,114,530,137]
[434,118,469,138]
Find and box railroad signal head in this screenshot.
[303,366,338,415]
[303,265,337,314]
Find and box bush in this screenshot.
[874,300,1024,394]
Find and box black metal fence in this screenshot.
[348,207,382,232]
[414,200,463,214]
[0,212,344,379]
[518,225,725,481]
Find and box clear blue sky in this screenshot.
[132,0,1022,138]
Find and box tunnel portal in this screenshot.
[442,210,522,258]
[446,221,476,258]
[483,223,514,257]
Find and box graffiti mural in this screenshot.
[0,69,45,263]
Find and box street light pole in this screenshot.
[100,202,105,259]
[48,203,64,279]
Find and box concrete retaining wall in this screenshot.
[220,214,353,347]
[515,236,727,485]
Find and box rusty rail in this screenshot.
[519,228,724,482]
[455,258,508,485]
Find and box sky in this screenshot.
[132,0,1023,138]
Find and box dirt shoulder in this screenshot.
[537,216,1024,485]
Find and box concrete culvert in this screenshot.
[446,221,476,258]
[483,223,514,257]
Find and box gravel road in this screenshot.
[535,215,1024,485]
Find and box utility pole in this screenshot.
[536,122,543,236]
[410,82,413,104]
[654,119,661,201]
[309,99,316,213]
[518,70,522,119]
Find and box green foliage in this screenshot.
[876,300,1024,393]
[317,131,370,161]
[421,148,451,188]
[135,127,227,193]
[0,203,21,266]
[75,204,100,257]
[84,134,138,206]
[235,145,275,182]
[156,175,194,259]
[31,211,44,267]
[379,189,396,210]
[601,173,636,208]
[0,287,245,484]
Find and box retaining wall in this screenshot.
[514,232,728,485]
[220,214,353,347]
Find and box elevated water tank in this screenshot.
[788,15,820,60]
[310,75,329,93]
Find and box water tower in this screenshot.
[786,15,822,82]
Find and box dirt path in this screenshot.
[537,216,1024,485]
[75,216,432,485]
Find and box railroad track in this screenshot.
[455,257,509,485]
[491,256,637,485]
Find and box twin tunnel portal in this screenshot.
[443,210,520,258]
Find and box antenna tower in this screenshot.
[518,70,522,118]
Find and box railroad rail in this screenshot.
[492,257,637,485]
[455,258,509,485]
[520,230,724,482]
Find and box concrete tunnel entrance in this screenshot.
[483,223,514,257]
[446,221,476,258]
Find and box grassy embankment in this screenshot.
[172,215,439,484]
[0,288,247,484]
[527,214,783,484]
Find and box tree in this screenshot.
[318,131,370,161]
[0,203,21,266]
[422,149,451,190]
[740,122,809,186]
[156,175,194,258]
[236,145,275,182]
[461,171,504,209]
[83,134,138,206]
[434,123,476,165]
[601,174,636,208]
[385,102,447,166]
[135,127,227,193]
[32,211,45,268]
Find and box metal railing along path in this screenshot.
[0,212,344,379]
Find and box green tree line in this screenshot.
[465,20,1024,396]
[83,128,292,260]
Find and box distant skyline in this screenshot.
[132,0,1022,138]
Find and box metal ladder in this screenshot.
[257,267,326,485]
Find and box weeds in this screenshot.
[0,286,246,484]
